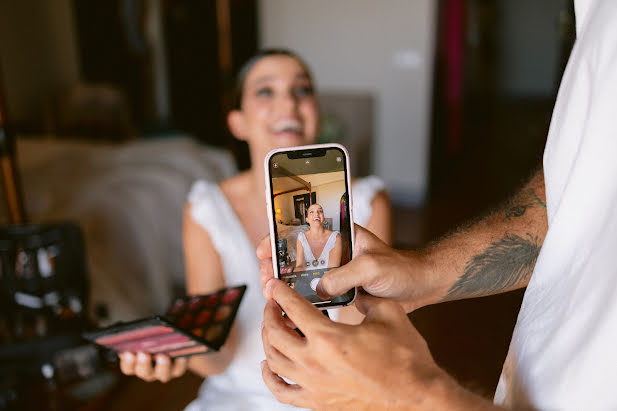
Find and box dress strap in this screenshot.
[297,231,315,261]
[319,231,340,261]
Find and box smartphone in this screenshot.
[83,285,246,358]
[265,143,355,309]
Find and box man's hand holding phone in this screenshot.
[259,259,467,410]
[258,224,442,313]
[258,226,496,410]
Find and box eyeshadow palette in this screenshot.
[83,285,246,358]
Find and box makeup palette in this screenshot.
[83,285,246,358]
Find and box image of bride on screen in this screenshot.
[295,203,342,269]
[272,163,351,276]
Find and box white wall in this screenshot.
[259,0,437,206]
[273,175,345,231]
[0,0,79,125]
[274,191,297,224]
[314,180,345,232]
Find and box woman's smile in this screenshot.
[270,117,305,142]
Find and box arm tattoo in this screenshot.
[530,189,546,208]
[505,205,527,219]
[445,233,540,300]
[505,188,547,220]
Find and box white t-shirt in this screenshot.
[494,0,617,408]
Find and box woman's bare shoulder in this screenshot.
[218,171,253,204]
[219,171,249,194]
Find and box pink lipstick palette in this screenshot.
[83,285,246,358]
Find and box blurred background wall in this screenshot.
[0,0,80,126]
[259,0,437,207]
[0,0,574,211]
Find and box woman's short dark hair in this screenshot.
[232,48,312,109]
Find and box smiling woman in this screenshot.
[116,48,392,411]
[295,203,342,269]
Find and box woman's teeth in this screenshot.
[272,119,302,133]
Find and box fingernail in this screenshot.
[137,352,148,363]
[156,355,169,365]
[121,352,134,363]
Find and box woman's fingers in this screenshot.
[153,354,172,383]
[119,352,136,375]
[134,352,156,381]
[171,356,189,378]
[119,352,185,383]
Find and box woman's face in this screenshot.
[229,55,319,155]
[307,204,324,227]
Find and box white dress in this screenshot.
[494,0,617,408]
[184,176,385,410]
[297,231,340,269]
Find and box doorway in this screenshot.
[293,192,316,224]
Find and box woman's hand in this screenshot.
[119,352,188,383]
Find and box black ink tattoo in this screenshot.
[529,189,546,208]
[504,189,546,220]
[445,233,540,300]
[505,205,527,219]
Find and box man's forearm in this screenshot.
[424,371,503,411]
[422,170,548,303]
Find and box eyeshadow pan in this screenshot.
[195,310,212,326]
[205,324,223,342]
[112,331,189,352]
[178,314,193,329]
[214,306,231,322]
[188,296,203,311]
[204,293,220,307]
[168,345,208,357]
[96,326,174,345]
[222,288,240,304]
[149,340,197,354]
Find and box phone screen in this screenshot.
[267,145,355,307]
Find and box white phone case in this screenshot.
[264,143,356,309]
